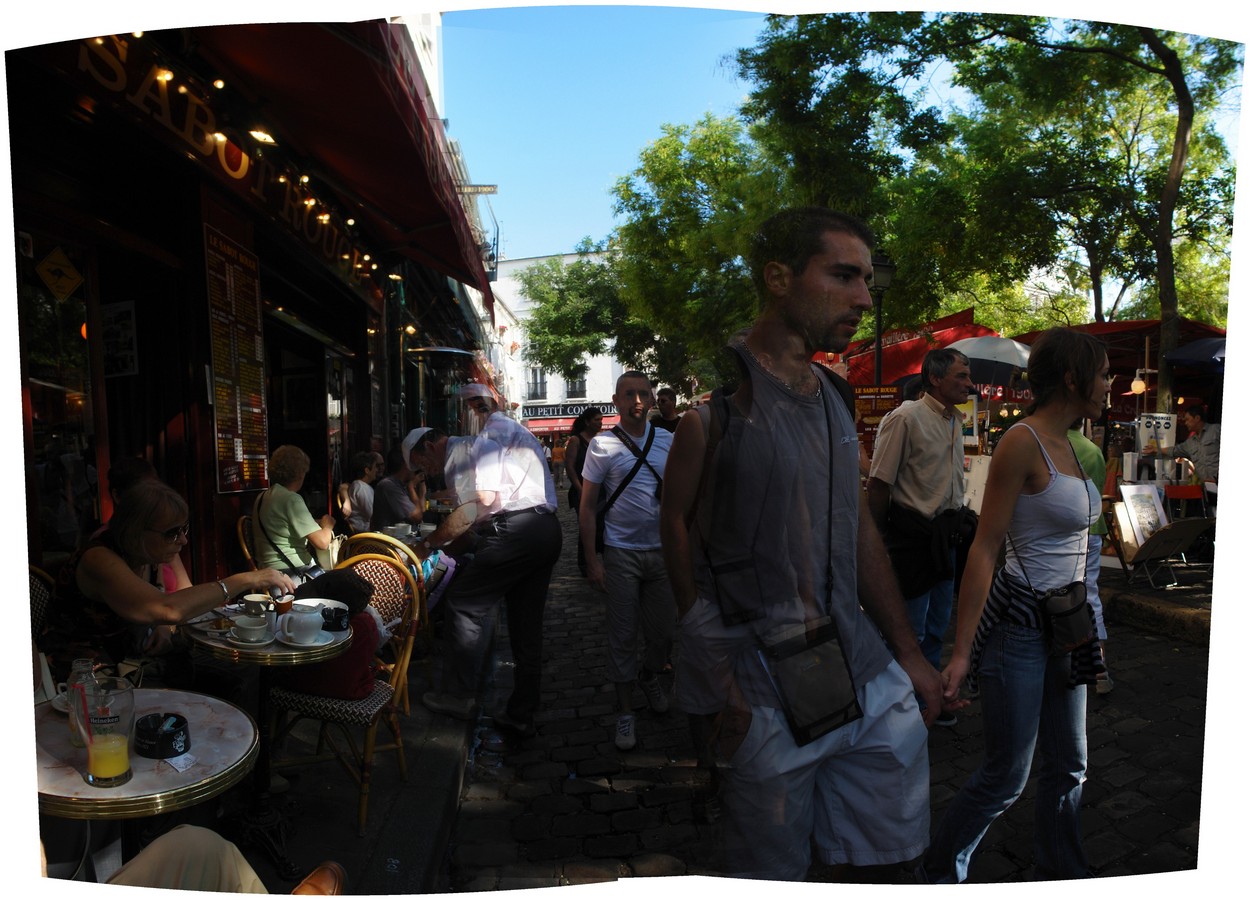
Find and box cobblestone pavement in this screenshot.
[440,504,1210,889]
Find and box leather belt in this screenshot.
[475,505,551,533]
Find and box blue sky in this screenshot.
[442,6,770,261]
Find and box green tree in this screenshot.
[735,12,1239,405]
[517,241,625,381]
[925,14,1240,408]
[611,113,782,386]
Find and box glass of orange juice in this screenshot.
[70,676,135,788]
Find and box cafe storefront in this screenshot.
[11,23,493,577]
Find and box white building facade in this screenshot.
[493,254,624,439]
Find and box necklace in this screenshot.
[740,340,821,397]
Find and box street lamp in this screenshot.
[871,253,895,386]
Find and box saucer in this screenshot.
[50,692,69,714]
[275,630,333,648]
[227,628,273,647]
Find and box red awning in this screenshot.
[525,416,619,436]
[836,309,996,385]
[191,21,493,307]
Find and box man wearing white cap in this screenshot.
[414,383,562,734]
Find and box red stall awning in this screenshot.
[837,309,996,385]
[525,416,619,436]
[191,20,493,308]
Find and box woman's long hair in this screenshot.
[570,409,601,438]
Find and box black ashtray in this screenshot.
[134,713,191,759]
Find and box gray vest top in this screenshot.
[692,341,893,707]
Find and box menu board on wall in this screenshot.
[206,225,269,493]
[854,385,901,460]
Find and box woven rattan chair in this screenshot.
[237,515,258,570]
[333,553,425,713]
[30,564,55,643]
[343,531,421,575]
[269,562,419,836]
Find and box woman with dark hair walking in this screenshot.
[564,408,604,577]
[920,327,1111,883]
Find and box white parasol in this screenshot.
[946,336,1031,387]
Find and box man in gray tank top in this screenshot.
[661,207,946,882]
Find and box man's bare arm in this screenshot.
[660,411,707,620]
[855,492,943,726]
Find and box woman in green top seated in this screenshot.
[253,444,336,578]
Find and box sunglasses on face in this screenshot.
[148,522,190,542]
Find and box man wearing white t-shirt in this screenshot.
[579,371,676,750]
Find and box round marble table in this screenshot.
[35,688,258,820]
[186,617,352,880]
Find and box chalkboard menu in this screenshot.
[206,225,269,492]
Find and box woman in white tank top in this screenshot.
[920,328,1111,883]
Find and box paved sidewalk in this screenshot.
[438,506,1211,888]
[226,502,1211,891]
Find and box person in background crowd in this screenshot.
[39,478,295,682]
[564,407,605,577]
[651,387,682,433]
[253,445,335,578]
[920,327,1109,883]
[345,450,385,534]
[551,438,567,488]
[1144,403,1220,485]
[370,439,428,532]
[579,371,676,751]
[417,384,562,737]
[867,347,974,727]
[1068,421,1113,694]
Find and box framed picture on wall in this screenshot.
[1120,484,1167,547]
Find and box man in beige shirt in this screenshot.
[867,347,972,726]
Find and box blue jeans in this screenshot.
[905,564,954,671]
[920,621,1089,883]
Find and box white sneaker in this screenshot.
[639,673,669,713]
[615,713,637,750]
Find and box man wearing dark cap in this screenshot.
[413,384,562,735]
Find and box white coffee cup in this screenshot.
[278,604,323,644]
[232,615,269,642]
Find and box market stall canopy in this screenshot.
[190,20,493,308]
[1012,318,1224,375]
[1165,336,1226,372]
[838,309,996,385]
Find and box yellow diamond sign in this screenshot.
[36,247,84,302]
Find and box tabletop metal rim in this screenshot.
[36,689,260,821]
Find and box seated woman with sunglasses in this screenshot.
[39,479,296,682]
